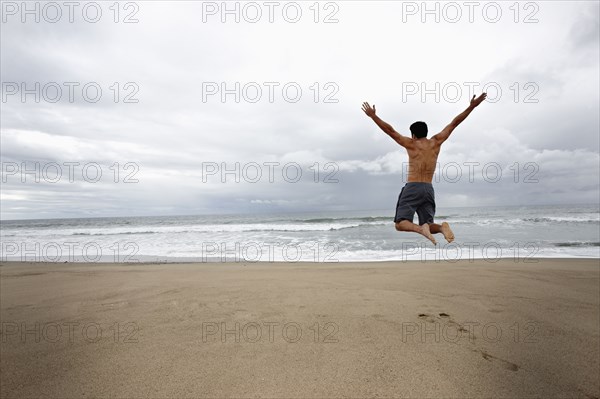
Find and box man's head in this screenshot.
[410,121,428,139]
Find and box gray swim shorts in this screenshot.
[393,182,436,225]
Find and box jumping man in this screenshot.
[361,93,487,244]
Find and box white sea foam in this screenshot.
[1,205,598,262]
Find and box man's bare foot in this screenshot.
[421,223,437,245]
[441,222,455,243]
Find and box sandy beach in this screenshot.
[1,259,598,398]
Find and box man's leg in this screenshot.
[414,184,454,244]
[395,220,437,245]
[429,222,455,243]
[394,183,438,244]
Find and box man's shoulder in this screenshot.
[413,138,440,148]
[426,136,443,149]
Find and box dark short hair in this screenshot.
[410,121,428,138]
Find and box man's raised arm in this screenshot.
[433,93,487,145]
[361,102,411,148]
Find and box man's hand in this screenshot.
[362,102,412,148]
[362,102,376,118]
[470,92,487,108]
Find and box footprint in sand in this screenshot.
[475,349,520,372]
[418,312,518,372]
[418,313,474,340]
[418,313,437,323]
[418,312,450,321]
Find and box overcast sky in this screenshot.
[1,0,599,220]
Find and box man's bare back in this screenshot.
[404,137,441,183]
[361,93,487,244]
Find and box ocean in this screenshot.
[1,204,598,263]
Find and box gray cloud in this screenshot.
[1,1,598,220]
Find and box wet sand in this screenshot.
[1,259,599,398]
